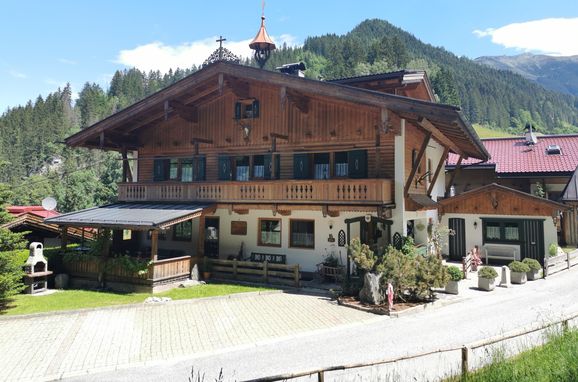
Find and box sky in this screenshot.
[2,0,578,113]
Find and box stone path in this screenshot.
[0,291,376,382]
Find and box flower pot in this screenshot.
[478,277,496,291]
[511,271,527,284]
[527,269,542,281]
[445,280,460,295]
[203,271,211,280]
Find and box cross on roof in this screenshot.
[216,35,226,49]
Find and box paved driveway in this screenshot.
[0,291,377,382]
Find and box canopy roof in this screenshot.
[64,61,489,161]
[45,203,212,230]
[561,165,578,202]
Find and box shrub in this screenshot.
[478,266,498,279]
[377,246,416,302]
[0,250,25,298]
[348,237,377,272]
[414,254,448,300]
[522,258,542,272]
[106,255,151,276]
[0,228,28,252]
[509,260,530,273]
[548,243,558,257]
[447,265,464,281]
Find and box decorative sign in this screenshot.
[231,221,247,236]
[338,230,346,247]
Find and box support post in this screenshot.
[447,156,463,196]
[150,230,159,262]
[294,265,300,288]
[461,345,469,377]
[544,258,549,278]
[233,258,238,280]
[346,223,351,281]
[263,260,269,283]
[567,251,571,270]
[404,132,432,197]
[428,146,450,197]
[60,226,68,250]
[318,371,325,382]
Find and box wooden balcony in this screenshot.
[118,179,393,205]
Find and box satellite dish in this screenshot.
[41,197,57,211]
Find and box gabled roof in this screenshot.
[447,134,578,175]
[7,205,59,219]
[65,61,489,161]
[1,213,93,240]
[561,165,578,202]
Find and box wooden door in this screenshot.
[449,218,466,261]
[204,217,220,258]
[348,150,367,178]
[522,219,544,263]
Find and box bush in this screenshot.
[478,266,498,279]
[548,243,558,257]
[0,250,26,298]
[377,246,416,301]
[414,254,448,300]
[0,228,28,252]
[522,258,542,272]
[348,237,377,272]
[508,260,530,273]
[447,265,464,281]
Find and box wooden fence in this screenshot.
[207,258,300,288]
[544,249,578,277]
[247,311,578,382]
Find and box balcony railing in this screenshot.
[118,179,393,205]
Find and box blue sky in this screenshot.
[2,0,578,112]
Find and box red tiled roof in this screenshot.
[447,134,578,174]
[7,206,60,219]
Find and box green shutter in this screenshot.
[264,154,272,179]
[153,158,168,181]
[218,155,231,180]
[252,100,260,118]
[195,156,206,181]
[234,102,242,120]
[348,150,367,178]
[293,153,310,179]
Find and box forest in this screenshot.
[1,18,577,214]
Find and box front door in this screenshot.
[204,217,219,258]
[522,219,544,263]
[448,218,466,261]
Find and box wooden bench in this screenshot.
[250,252,287,264]
[482,243,520,264]
[317,264,345,282]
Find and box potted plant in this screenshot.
[445,265,464,295]
[202,258,211,280]
[522,258,542,280]
[477,266,498,291]
[508,261,530,284]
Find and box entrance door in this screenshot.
[204,217,219,258]
[448,218,466,261]
[360,220,389,252]
[522,219,544,263]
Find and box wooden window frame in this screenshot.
[482,219,521,244]
[172,220,193,241]
[289,219,315,249]
[258,218,282,247]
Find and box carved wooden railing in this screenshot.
[118,179,393,204]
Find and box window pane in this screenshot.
[174,220,192,241]
[504,223,519,240]
[181,160,193,182]
[291,220,314,248]
[314,164,330,179]
[259,219,281,246]
[334,152,348,177]
[169,159,179,180]
[485,223,501,240]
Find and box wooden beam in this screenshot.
[280,86,287,111]
[447,156,463,196]
[404,131,432,197]
[417,117,464,157]
[150,230,158,262]
[286,88,309,114]
[427,146,449,197]
[121,148,133,183]
[270,133,289,140]
[170,100,198,123]
[190,138,213,145]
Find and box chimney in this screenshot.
[524,123,538,145]
[276,62,306,77]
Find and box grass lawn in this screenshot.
[1,284,273,316]
[472,124,516,139]
[446,329,578,382]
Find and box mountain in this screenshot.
[475,53,578,97]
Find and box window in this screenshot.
[253,155,265,179]
[181,159,193,182]
[483,220,520,243]
[334,152,348,177]
[235,99,260,119]
[258,219,281,247]
[314,153,330,180]
[169,159,179,180]
[235,156,250,181]
[290,219,315,249]
[173,220,193,241]
[147,230,167,240]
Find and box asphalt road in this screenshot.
[67,267,578,382]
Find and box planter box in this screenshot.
[478,277,496,291]
[527,269,542,281]
[445,280,460,295]
[511,271,527,284]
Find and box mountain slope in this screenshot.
[475,53,578,97]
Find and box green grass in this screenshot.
[1,284,272,316]
[473,124,516,139]
[446,329,578,382]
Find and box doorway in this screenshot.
[204,217,219,258]
[448,217,466,261]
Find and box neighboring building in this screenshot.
[44,60,488,286]
[446,133,578,246]
[2,206,89,247]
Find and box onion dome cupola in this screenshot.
[249,15,276,69]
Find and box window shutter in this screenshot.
[234,102,242,120]
[153,158,167,181]
[218,155,231,180]
[293,153,311,179]
[348,150,367,179]
[252,100,260,118]
[264,154,272,179]
[195,156,206,181]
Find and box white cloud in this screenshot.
[473,17,578,56]
[58,58,77,65]
[116,34,299,73]
[9,70,27,79]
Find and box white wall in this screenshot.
[392,118,406,236]
[425,139,446,201]
[440,213,558,258]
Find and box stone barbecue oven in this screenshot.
[23,242,53,294]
